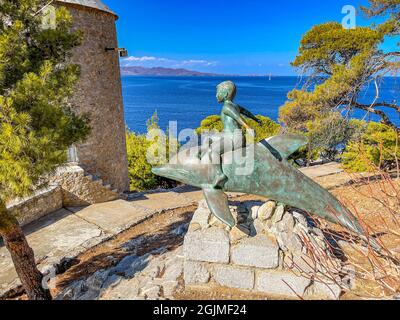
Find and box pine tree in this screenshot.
[0,0,90,299]
[280,0,400,134]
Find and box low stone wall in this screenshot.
[7,186,63,227]
[50,165,120,207]
[183,200,354,300]
[5,165,121,228]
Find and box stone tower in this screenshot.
[56,0,130,192]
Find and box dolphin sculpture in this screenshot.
[152,135,376,248]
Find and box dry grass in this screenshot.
[285,169,400,299]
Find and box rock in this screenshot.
[255,270,311,298]
[191,206,211,230]
[184,261,210,284]
[305,280,342,300]
[313,236,328,251]
[292,211,308,227]
[213,265,254,290]
[230,226,248,243]
[229,205,239,212]
[198,199,209,210]
[341,265,356,290]
[209,216,229,229]
[272,204,285,224]
[163,261,183,282]
[141,284,162,300]
[250,206,260,220]
[184,227,230,263]
[277,232,304,253]
[101,277,141,300]
[311,227,325,239]
[188,223,201,232]
[258,201,277,221]
[143,258,164,279]
[276,213,295,233]
[231,235,280,269]
[162,281,181,297]
[284,253,317,275]
[253,219,266,235]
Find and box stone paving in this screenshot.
[0,190,196,297]
[300,162,343,179]
[58,246,185,300]
[0,162,345,298]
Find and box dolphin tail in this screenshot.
[203,186,236,227]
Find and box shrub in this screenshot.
[342,120,400,172]
[126,131,158,191]
[126,113,178,191]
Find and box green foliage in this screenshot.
[292,22,382,75]
[126,113,178,192]
[196,115,281,142]
[126,130,159,192]
[280,1,400,164]
[280,0,400,132]
[196,115,224,134]
[280,47,376,132]
[342,121,400,172]
[0,1,89,205]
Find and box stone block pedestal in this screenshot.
[183,200,352,300]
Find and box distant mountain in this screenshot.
[120,66,221,77]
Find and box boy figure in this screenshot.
[202,81,261,189]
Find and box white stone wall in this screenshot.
[183,200,351,300]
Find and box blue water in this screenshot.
[122,76,400,134]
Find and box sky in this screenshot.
[103,0,396,76]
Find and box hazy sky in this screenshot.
[103,0,396,75]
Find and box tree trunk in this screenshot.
[0,201,52,300]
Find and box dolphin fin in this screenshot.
[203,187,236,227]
[264,135,308,159]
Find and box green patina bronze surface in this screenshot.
[152,81,374,248]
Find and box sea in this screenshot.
[121,76,400,135]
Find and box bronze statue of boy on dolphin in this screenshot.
[152,81,380,251]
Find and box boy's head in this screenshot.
[216,81,237,103]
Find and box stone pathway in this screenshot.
[0,191,196,297]
[300,162,343,179]
[58,246,185,300]
[0,162,344,298]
